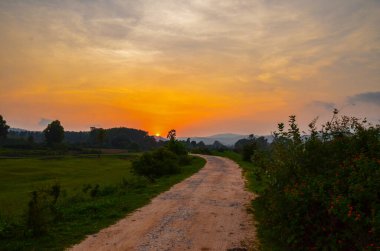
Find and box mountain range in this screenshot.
[178,133,273,146]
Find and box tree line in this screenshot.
[0,115,157,151]
[0,114,238,153]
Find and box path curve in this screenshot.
[70,155,256,251]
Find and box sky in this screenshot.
[0,0,379,137]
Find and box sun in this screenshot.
[155,133,160,137]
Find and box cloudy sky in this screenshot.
[0,0,379,136]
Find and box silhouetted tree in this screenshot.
[197,141,206,148]
[191,140,197,148]
[0,115,10,141]
[43,120,64,145]
[90,127,106,147]
[186,138,191,146]
[167,129,176,140]
[212,140,227,151]
[166,129,187,155]
[97,128,106,147]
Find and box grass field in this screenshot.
[0,155,139,217]
[0,154,205,250]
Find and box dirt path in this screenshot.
[69,155,256,251]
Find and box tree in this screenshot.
[96,128,106,147]
[0,115,10,141]
[166,129,187,155]
[167,129,176,140]
[90,127,106,147]
[43,120,64,145]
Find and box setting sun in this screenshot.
[0,0,379,136]
[155,133,160,137]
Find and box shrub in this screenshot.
[252,114,380,250]
[90,184,100,198]
[132,147,180,182]
[166,138,188,155]
[242,142,256,161]
[26,183,61,236]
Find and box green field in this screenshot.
[0,154,205,250]
[0,155,139,217]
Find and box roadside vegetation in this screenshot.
[0,154,204,251]
[0,116,205,250]
[217,111,380,250]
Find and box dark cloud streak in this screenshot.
[309,101,336,111]
[348,92,380,106]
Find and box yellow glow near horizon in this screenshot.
[0,1,379,136]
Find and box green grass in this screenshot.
[0,154,139,217]
[0,154,205,250]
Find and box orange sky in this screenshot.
[0,1,379,136]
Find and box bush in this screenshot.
[166,139,187,155]
[252,114,380,250]
[132,147,180,182]
[26,183,61,236]
[242,143,255,161]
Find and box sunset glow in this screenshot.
[0,1,379,136]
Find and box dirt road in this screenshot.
[70,155,256,251]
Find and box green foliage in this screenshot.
[242,142,256,161]
[132,147,181,181]
[26,183,61,236]
[252,114,380,250]
[0,154,205,250]
[234,134,269,162]
[132,129,192,181]
[43,120,64,146]
[166,129,188,155]
[167,139,188,156]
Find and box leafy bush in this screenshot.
[26,183,61,236]
[235,135,269,162]
[166,139,188,156]
[252,113,380,250]
[132,147,180,181]
[242,142,256,161]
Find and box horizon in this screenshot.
[9,126,255,139]
[1,0,379,137]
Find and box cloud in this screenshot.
[38,118,53,127]
[309,101,336,111]
[347,91,380,106]
[1,0,379,134]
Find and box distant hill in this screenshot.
[179,133,247,146]
[179,133,274,146]
[153,135,168,142]
[9,128,28,132]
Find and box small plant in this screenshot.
[26,183,61,236]
[90,184,100,198]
